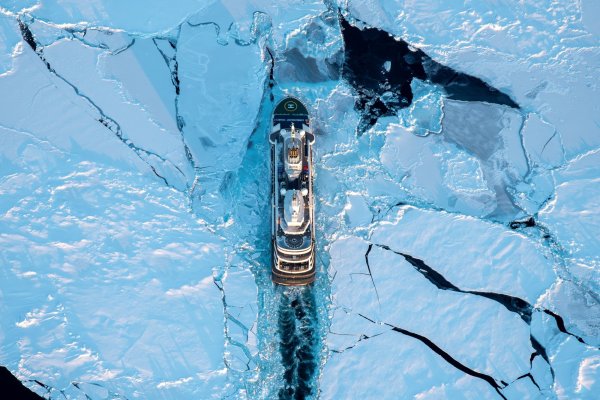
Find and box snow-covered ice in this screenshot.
[1,0,599,399]
[0,159,231,398]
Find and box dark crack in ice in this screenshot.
[543,309,590,345]
[514,372,541,391]
[17,19,187,192]
[364,244,381,305]
[370,241,600,391]
[151,31,205,204]
[374,243,594,345]
[358,314,509,399]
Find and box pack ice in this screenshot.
[0,0,598,399]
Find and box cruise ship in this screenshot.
[269,97,316,285]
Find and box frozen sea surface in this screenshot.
[0,0,599,399]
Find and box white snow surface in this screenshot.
[0,158,230,398]
[0,0,599,399]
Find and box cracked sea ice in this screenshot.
[0,0,599,399]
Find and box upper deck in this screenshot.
[271,98,315,253]
[270,97,316,285]
[272,129,313,252]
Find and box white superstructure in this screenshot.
[270,98,316,285]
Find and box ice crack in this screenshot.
[213,276,255,371]
[18,19,37,51]
[510,215,600,307]
[151,31,203,205]
[514,372,541,391]
[187,11,271,47]
[376,243,598,347]
[377,244,533,320]
[364,244,381,305]
[357,313,509,399]
[542,309,590,346]
[373,244,559,385]
[329,332,383,354]
[72,382,129,400]
[66,27,136,55]
[17,18,187,192]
